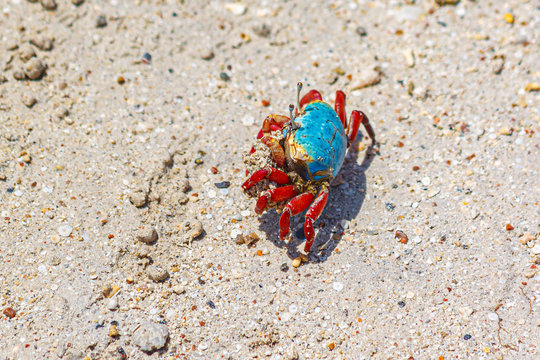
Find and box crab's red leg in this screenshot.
[299,90,323,110]
[335,90,347,128]
[260,136,286,167]
[303,188,329,252]
[242,167,290,190]
[348,110,375,144]
[255,185,299,214]
[279,192,315,240]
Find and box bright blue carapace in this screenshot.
[283,101,347,182]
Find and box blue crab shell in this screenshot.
[283,101,347,182]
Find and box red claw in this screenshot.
[242,167,290,190]
[255,185,298,214]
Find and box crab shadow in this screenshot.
[258,139,377,262]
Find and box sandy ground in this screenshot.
[1,0,539,359]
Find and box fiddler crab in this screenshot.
[242,83,376,253]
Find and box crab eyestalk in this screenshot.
[296,82,303,111]
[289,104,300,130]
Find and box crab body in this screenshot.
[242,83,375,253]
[284,101,347,182]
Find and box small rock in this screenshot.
[402,48,415,68]
[54,106,69,120]
[22,95,37,108]
[351,68,380,90]
[530,244,540,255]
[365,230,379,235]
[252,23,271,38]
[458,306,473,317]
[435,0,459,5]
[487,312,499,321]
[96,15,107,28]
[19,43,36,62]
[13,69,27,80]
[109,325,119,337]
[214,181,230,189]
[50,255,61,266]
[492,55,505,75]
[107,297,118,310]
[355,26,367,37]
[133,322,169,353]
[3,307,16,319]
[173,285,185,295]
[71,0,84,5]
[40,0,57,10]
[220,72,230,81]
[25,58,47,80]
[30,35,54,51]
[199,48,214,60]
[147,265,169,282]
[523,269,537,279]
[225,2,247,15]
[58,224,73,237]
[243,232,259,246]
[332,282,344,292]
[292,257,301,268]
[524,83,540,92]
[498,127,513,136]
[0,74,7,84]
[136,227,157,244]
[182,219,203,243]
[130,190,148,207]
[519,232,535,245]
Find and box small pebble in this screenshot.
[24,58,47,80]
[214,181,230,189]
[3,307,16,319]
[109,325,119,337]
[22,95,37,108]
[252,23,271,38]
[529,244,540,255]
[130,190,148,207]
[132,322,169,352]
[183,219,204,242]
[199,48,214,60]
[30,36,53,51]
[40,0,57,10]
[96,15,107,28]
[220,72,230,81]
[351,68,380,90]
[487,312,499,321]
[173,285,185,294]
[206,300,215,309]
[385,202,395,212]
[71,0,84,5]
[292,257,302,268]
[365,230,379,235]
[355,26,367,37]
[464,334,472,340]
[395,230,408,244]
[137,227,157,244]
[524,83,540,92]
[142,52,152,63]
[402,49,415,68]
[398,301,406,308]
[13,70,27,80]
[0,74,7,84]
[107,297,118,310]
[19,43,36,62]
[58,224,73,237]
[280,263,289,272]
[147,265,169,282]
[332,282,344,292]
[54,106,69,120]
[503,13,514,24]
[224,2,247,15]
[519,232,535,245]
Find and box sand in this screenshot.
[0,0,539,359]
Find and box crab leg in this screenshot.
[348,110,375,144]
[260,136,286,167]
[242,166,290,190]
[299,90,323,111]
[279,192,315,240]
[261,114,290,134]
[303,187,329,252]
[334,90,347,128]
[255,185,299,214]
